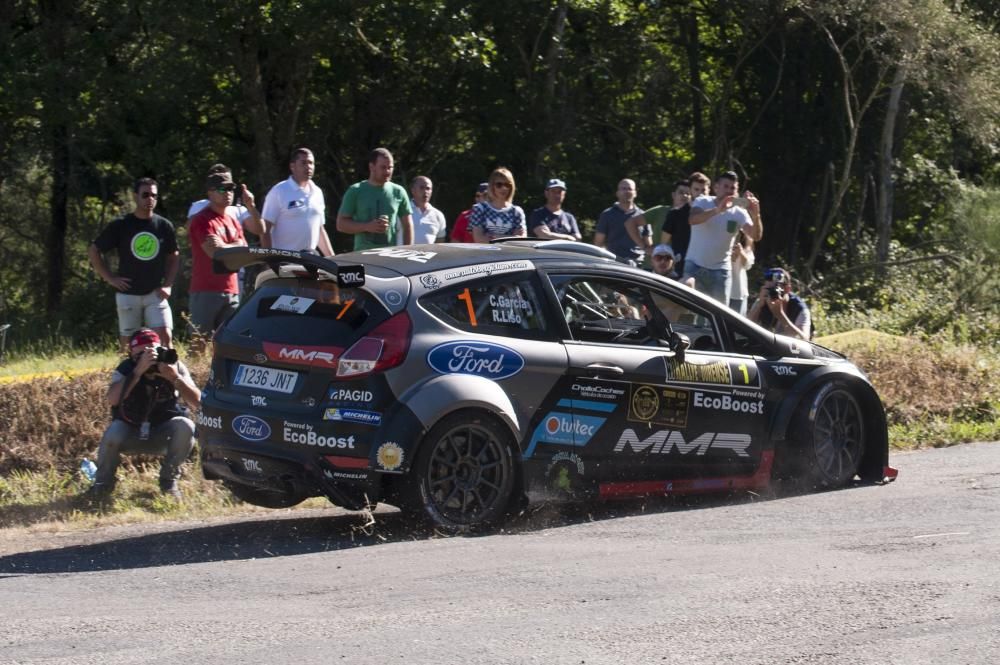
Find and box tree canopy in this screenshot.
[1,0,998,346]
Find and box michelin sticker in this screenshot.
[323,407,383,426]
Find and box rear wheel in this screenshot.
[789,381,866,488]
[224,481,307,508]
[406,412,518,532]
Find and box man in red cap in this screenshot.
[83,328,201,501]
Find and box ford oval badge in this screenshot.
[232,415,271,441]
[426,341,525,380]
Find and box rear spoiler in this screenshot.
[212,247,365,288]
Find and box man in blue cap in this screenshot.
[528,178,581,241]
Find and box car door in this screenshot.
[545,270,766,484]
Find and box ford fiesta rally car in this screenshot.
[199,242,897,531]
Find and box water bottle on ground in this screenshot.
[80,458,97,483]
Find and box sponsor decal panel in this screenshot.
[323,407,383,426]
[326,387,375,404]
[442,261,531,282]
[337,265,365,287]
[692,390,764,415]
[627,384,690,428]
[667,358,760,387]
[263,342,341,368]
[250,395,268,407]
[419,274,441,290]
[571,380,627,403]
[282,421,356,449]
[269,295,314,314]
[772,364,798,376]
[545,452,585,493]
[376,442,404,471]
[613,428,752,458]
[196,412,222,430]
[426,341,525,380]
[524,412,606,458]
[361,247,437,263]
[232,415,270,442]
[240,457,263,474]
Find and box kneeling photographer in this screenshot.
[83,328,200,501]
[748,267,812,340]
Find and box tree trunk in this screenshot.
[46,123,70,314]
[876,66,907,275]
[682,7,707,167]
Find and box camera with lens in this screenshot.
[153,346,178,364]
[767,285,785,300]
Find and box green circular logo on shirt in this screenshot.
[131,232,160,261]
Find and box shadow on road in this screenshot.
[0,487,792,576]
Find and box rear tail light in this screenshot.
[336,311,412,378]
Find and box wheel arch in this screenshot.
[390,374,522,471]
[770,366,889,481]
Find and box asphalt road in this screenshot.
[1,442,998,665]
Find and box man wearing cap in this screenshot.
[187,171,247,348]
[88,177,179,353]
[650,244,681,280]
[529,178,581,241]
[451,182,488,242]
[406,175,447,244]
[260,147,334,256]
[83,328,200,501]
[748,267,811,340]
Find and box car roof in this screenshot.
[337,240,621,277]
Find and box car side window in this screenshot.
[421,274,550,339]
[550,274,724,352]
[550,275,662,346]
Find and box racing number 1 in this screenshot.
[458,287,478,327]
[737,363,750,384]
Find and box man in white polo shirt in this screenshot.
[404,175,446,244]
[260,147,334,256]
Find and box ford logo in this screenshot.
[232,415,271,441]
[426,341,525,380]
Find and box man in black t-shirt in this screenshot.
[659,179,693,277]
[88,177,179,352]
[82,328,201,502]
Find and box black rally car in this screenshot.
[198,243,897,531]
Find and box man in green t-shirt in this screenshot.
[336,147,413,250]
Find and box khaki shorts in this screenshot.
[188,291,239,336]
[115,292,173,337]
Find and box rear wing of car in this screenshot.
[212,247,365,288]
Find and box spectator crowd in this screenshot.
[82,148,811,502]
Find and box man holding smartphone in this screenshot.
[685,171,763,304]
[748,267,812,340]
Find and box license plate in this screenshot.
[232,364,298,394]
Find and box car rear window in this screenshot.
[225,278,389,345]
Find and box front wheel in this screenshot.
[788,381,866,488]
[405,412,518,533]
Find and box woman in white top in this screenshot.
[469,167,527,243]
[729,230,755,315]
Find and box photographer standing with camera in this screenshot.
[82,328,200,502]
[748,267,811,340]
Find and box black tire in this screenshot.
[405,411,518,533]
[788,381,866,488]
[224,481,307,508]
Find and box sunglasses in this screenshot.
[213,185,236,193]
[492,181,512,189]
[140,192,158,199]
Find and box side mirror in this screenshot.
[670,332,691,364]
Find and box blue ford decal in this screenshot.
[232,415,271,441]
[426,341,525,380]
